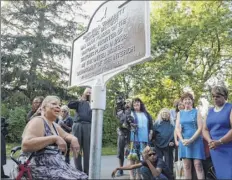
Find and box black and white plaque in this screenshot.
[70,1,151,87]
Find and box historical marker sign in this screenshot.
[70,0,151,87]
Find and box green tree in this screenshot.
[1,1,88,142]
[149,1,232,100]
[1,1,88,100]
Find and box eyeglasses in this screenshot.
[148,152,156,157]
[212,94,224,99]
[33,101,41,104]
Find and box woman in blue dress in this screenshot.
[203,86,232,179]
[175,92,205,179]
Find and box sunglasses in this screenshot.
[148,152,156,157]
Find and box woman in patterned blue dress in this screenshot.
[203,86,232,179]
[21,96,88,179]
[175,92,205,179]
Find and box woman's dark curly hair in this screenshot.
[131,97,147,112]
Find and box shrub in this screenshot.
[7,107,27,143]
[102,108,118,146]
[1,103,10,119]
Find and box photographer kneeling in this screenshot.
[115,98,132,177]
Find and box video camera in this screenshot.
[1,117,9,136]
[115,92,137,132]
[122,112,138,132]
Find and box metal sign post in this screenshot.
[69,1,151,178]
[89,78,106,179]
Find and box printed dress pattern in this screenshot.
[27,119,88,179]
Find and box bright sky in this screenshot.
[83,1,105,23]
[1,1,105,22]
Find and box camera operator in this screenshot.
[1,117,9,178]
[115,95,132,177]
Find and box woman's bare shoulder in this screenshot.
[23,117,44,137]
[28,116,44,126]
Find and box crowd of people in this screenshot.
[2,85,230,179]
[114,85,232,180]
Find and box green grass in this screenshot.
[102,145,117,155]
[6,143,21,158]
[6,143,117,157]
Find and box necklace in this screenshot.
[214,103,226,112]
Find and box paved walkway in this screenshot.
[3,155,130,179]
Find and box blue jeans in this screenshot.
[140,166,168,180]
